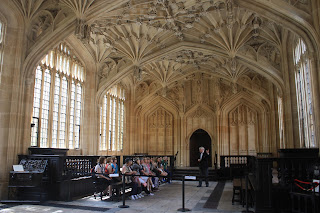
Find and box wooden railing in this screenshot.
[17,154,120,200]
[251,151,320,213]
[62,156,120,179]
[220,155,256,172]
[220,151,320,212]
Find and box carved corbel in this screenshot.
[75,19,91,43]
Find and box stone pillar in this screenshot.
[280,31,296,148]
[81,65,99,155]
[0,9,24,199]
[268,83,278,155]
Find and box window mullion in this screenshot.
[65,77,72,149]
[102,96,106,150]
[100,98,103,150]
[47,69,56,148]
[56,75,62,148]
[37,66,46,147]
[301,65,309,146]
[117,99,121,151]
[108,95,112,150]
[301,65,308,147]
[112,97,116,151]
[72,81,76,149]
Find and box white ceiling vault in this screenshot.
[13,0,316,101]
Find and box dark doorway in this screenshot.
[189,129,212,167]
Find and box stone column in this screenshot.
[0,18,24,199]
[280,31,296,148]
[81,65,99,155]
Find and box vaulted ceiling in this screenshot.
[13,0,317,100]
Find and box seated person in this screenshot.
[161,156,171,183]
[104,157,114,196]
[110,156,121,182]
[150,157,167,190]
[150,157,160,190]
[94,156,111,196]
[141,158,154,192]
[122,158,139,200]
[156,157,168,176]
[131,158,152,196]
[111,156,119,174]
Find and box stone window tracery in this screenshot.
[293,38,315,147]
[31,43,84,148]
[100,85,125,151]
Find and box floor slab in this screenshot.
[0,181,251,213]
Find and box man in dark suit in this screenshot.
[197,147,209,187]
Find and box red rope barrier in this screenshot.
[294,179,319,191]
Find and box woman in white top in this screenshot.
[94,156,111,196]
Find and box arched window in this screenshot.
[100,85,125,151]
[31,43,84,148]
[293,38,315,148]
[0,18,5,82]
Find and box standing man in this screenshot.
[197,147,209,187]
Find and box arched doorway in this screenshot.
[189,129,212,167]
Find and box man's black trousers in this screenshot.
[199,167,209,186]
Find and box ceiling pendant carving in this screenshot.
[161,50,215,69]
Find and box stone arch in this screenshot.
[228,103,259,155]
[145,106,174,155]
[96,63,134,105]
[138,94,180,116]
[189,129,212,167]
[23,18,76,80]
[185,105,216,140]
[219,92,270,156]
[141,42,283,85]
[134,95,179,155]
[183,105,216,167]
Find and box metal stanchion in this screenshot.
[118,174,129,208]
[177,175,191,212]
[242,175,254,213]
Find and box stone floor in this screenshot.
[0,181,251,213]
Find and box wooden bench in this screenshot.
[92,177,132,201]
[109,181,123,201]
[232,178,242,204]
[241,178,254,207]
